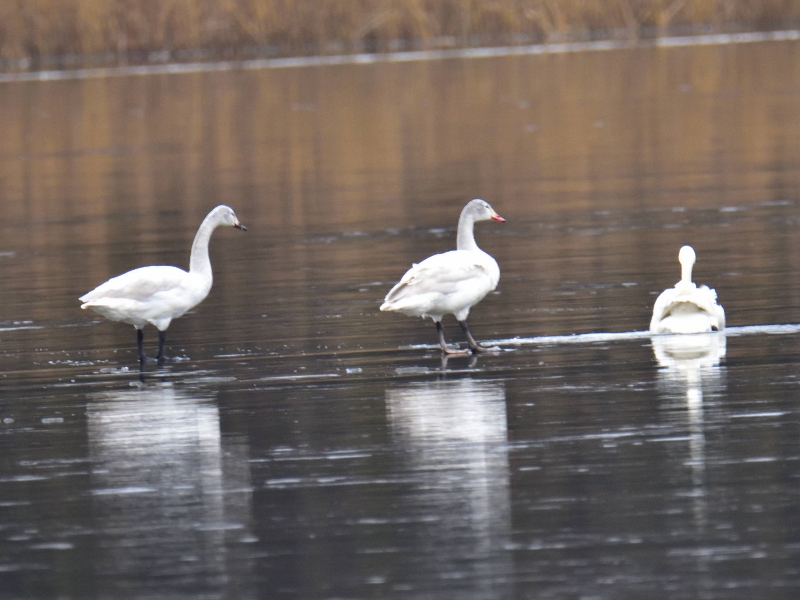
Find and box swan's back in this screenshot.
[80,265,210,330]
[650,245,725,334]
[650,283,725,334]
[80,266,191,304]
[381,249,499,320]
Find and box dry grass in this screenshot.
[1,0,799,68]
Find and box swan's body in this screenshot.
[80,205,246,363]
[650,245,725,334]
[380,199,504,354]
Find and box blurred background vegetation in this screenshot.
[1,0,799,70]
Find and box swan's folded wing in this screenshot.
[80,266,189,305]
[694,285,725,329]
[650,287,680,332]
[382,252,493,306]
[650,284,725,332]
[79,297,151,325]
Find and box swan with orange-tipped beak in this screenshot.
[381,199,505,354]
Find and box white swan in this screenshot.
[80,205,246,363]
[650,245,725,334]
[380,198,505,354]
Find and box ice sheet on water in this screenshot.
[3,29,798,85]
[490,323,800,348]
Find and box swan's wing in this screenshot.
[715,302,726,330]
[650,283,725,332]
[650,287,681,332]
[80,266,189,305]
[695,285,725,330]
[382,251,495,306]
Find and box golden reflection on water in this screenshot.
[0,40,799,356]
[1,41,798,227]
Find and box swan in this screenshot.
[650,245,725,334]
[380,198,505,354]
[80,205,246,364]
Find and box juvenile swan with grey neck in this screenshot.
[80,205,246,364]
[650,245,725,334]
[380,199,505,354]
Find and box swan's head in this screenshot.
[213,205,246,231]
[679,245,696,268]
[464,198,505,223]
[678,245,696,282]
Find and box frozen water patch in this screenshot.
[488,323,800,348]
[493,331,652,346]
[725,324,800,336]
[0,323,43,332]
[395,366,431,375]
[254,373,340,382]
[264,475,406,489]
[729,411,787,419]
[90,486,156,496]
[30,542,74,551]
[2,30,798,83]
[194,522,246,532]
[0,475,49,483]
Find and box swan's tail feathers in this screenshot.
[80,299,112,314]
[712,303,726,331]
[80,298,140,326]
[381,278,411,311]
[79,283,115,305]
[80,298,102,310]
[380,296,406,312]
[380,289,419,315]
[80,300,111,311]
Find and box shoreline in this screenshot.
[2,0,799,77]
[1,28,798,84]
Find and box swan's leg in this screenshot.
[459,320,482,353]
[136,329,146,364]
[156,330,166,365]
[459,320,500,354]
[436,321,469,355]
[435,321,448,352]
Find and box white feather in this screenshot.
[650,246,725,334]
[80,205,245,334]
[381,199,503,324]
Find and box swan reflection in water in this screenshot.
[88,382,255,598]
[386,378,512,598]
[652,332,727,530]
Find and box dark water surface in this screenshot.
[2,38,800,599]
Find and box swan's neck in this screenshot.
[456,213,479,251]
[189,214,217,280]
[680,260,694,285]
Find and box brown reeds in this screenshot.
[1,0,799,70]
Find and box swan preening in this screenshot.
[380,199,505,354]
[650,245,725,334]
[80,205,246,364]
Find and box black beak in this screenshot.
[234,222,247,231]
